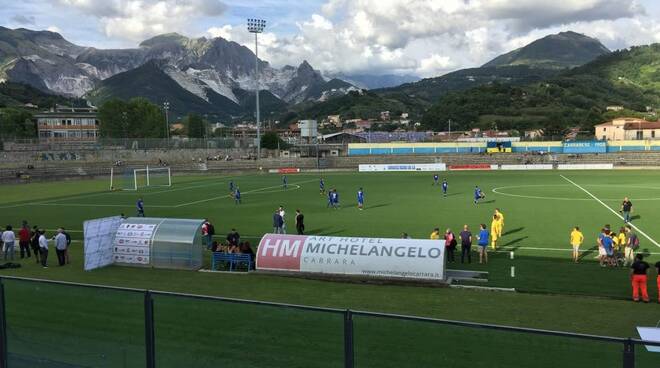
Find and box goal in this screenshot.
[110,166,172,191]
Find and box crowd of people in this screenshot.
[1,222,72,268]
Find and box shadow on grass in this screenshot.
[503,227,524,236]
[630,215,641,221]
[578,246,599,261]
[368,203,391,209]
[480,200,496,204]
[500,236,528,248]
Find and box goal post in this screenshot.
[110,166,171,191]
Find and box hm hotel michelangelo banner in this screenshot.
[256,234,446,281]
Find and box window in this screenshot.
[602,135,606,140]
[603,128,607,132]
[636,131,643,140]
[652,131,656,138]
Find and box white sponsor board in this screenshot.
[358,163,447,172]
[112,223,156,265]
[499,164,554,170]
[257,234,446,281]
[557,164,614,170]
[83,216,123,271]
[637,327,660,353]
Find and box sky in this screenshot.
[2,0,660,78]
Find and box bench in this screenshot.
[211,252,253,272]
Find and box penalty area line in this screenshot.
[560,174,660,249]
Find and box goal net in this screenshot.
[110,166,171,191]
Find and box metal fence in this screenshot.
[0,276,658,368]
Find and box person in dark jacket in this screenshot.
[273,210,283,234]
[295,209,305,235]
[30,226,40,264]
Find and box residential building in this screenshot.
[380,111,391,121]
[606,105,624,112]
[34,105,99,142]
[594,118,660,140]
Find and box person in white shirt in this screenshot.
[278,206,286,234]
[54,228,68,266]
[38,230,49,268]
[2,225,16,261]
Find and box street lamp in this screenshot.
[248,18,266,159]
[163,101,170,143]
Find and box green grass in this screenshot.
[1,170,660,367]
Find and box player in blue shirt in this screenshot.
[474,186,483,204]
[433,174,439,186]
[282,175,288,189]
[136,198,145,217]
[234,188,241,204]
[357,187,365,210]
[442,179,448,197]
[477,224,489,264]
[327,190,333,208]
[320,178,325,195]
[331,189,340,209]
[229,180,235,192]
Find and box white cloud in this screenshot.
[56,0,227,42]
[47,25,62,33]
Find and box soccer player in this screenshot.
[234,188,241,204]
[319,178,325,194]
[490,214,500,250]
[477,224,489,264]
[357,187,365,210]
[630,254,650,302]
[282,175,288,190]
[327,190,334,208]
[136,197,145,217]
[494,208,505,234]
[570,226,584,263]
[229,180,235,193]
[433,174,439,186]
[655,260,660,304]
[620,197,633,223]
[474,186,483,204]
[429,228,441,240]
[331,189,340,209]
[442,179,448,197]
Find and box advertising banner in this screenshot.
[256,234,446,281]
[83,216,123,271]
[113,223,156,265]
[358,163,446,172]
[562,141,607,154]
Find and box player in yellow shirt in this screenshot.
[429,228,441,240]
[490,214,501,250]
[570,226,584,263]
[494,208,505,235]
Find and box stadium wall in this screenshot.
[348,140,660,156]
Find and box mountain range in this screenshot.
[0,27,356,119]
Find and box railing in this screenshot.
[0,276,658,368]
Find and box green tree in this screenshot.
[98,98,166,138]
[0,108,36,139]
[185,113,205,138]
[260,131,289,150]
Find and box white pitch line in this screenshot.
[173,179,318,208]
[560,174,660,249]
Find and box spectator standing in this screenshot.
[477,224,489,264]
[18,221,31,259]
[570,226,584,263]
[62,228,72,264]
[30,226,40,264]
[38,230,49,268]
[136,198,145,217]
[655,260,660,304]
[279,206,287,234]
[273,210,283,234]
[630,254,650,303]
[202,220,210,249]
[54,228,68,266]
[295,210,305,235]
[2,225,16,261]
[625,226,638,266]
[459,225,472,264]
[444,228,456,263]
[620,197,633,223]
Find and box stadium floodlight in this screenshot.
[247,18,266,160]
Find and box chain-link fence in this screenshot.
[0,276,658,368]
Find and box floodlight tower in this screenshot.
[163,101,170,141]
[247,18,266,159]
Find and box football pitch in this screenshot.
[1,170,659,367]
